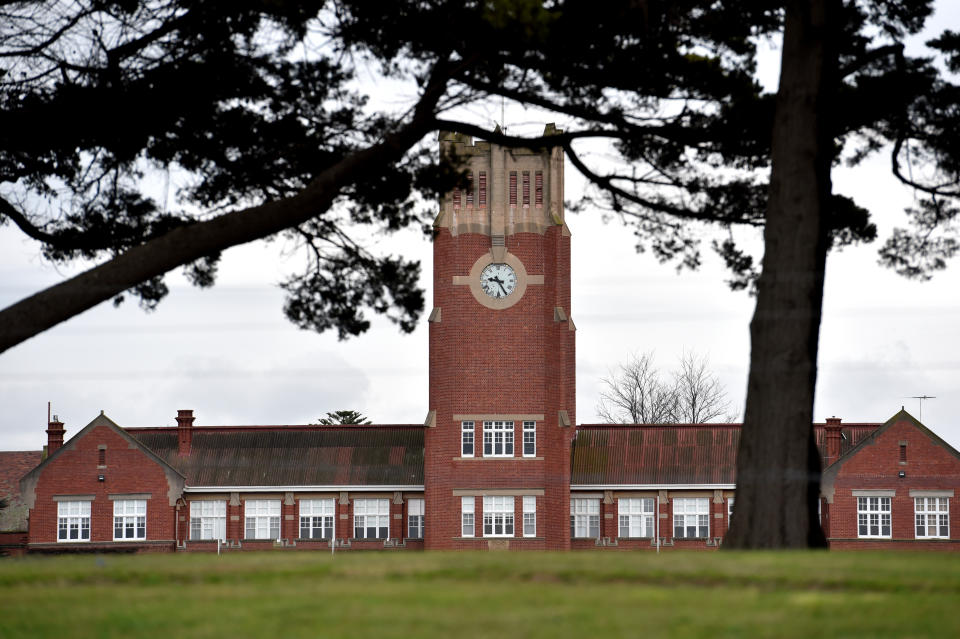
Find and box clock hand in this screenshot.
[498,281,507,295]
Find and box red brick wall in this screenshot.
[826,418,960,545]
[426,226,575,550]
[26,424,176,550]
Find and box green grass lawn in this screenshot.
[1,550,958,638]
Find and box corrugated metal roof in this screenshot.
[129,426,423,487]
[572,426,740,485]
[572,423,881,485]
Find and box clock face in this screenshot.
[480,263,517,299]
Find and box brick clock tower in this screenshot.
[425,126,575,550]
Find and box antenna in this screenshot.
[906,395,936,421]
[501,96,506,135]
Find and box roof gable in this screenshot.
[19,412,185,507]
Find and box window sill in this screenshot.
[455,456,543,461]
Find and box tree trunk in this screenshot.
[724,0,836,548]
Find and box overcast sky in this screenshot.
[1,4,959,452]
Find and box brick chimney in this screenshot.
[46,415,65,456]
[176,409,195,456]
[824,416,842,466]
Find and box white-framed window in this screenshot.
[522,421,536,457]
[483,496,514,537]
[113,499,146,540]
[482,421,514,457]
[857,496,891,538]
[299,499,335,540]
[618,498,655,538]
[57,500,90,542]
[408,498,424,539]
[245,499,281,539]
[915,497,949,539]
[570,498,600,538]
[190,500,226,541]
[673,498,709,538]
[523,496,537,537]
[728,497,735,524]
[461,421,474,457]
[461,496,475,537]
[354,498,390,539]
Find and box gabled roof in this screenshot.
[20,413,185,488]
[19,412,186,511]
[0,450,42,532]
[129,425,424,488]
[572,425,740,486]
[824,409,960,473]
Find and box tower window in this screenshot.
[900,444,907,462]
[478,172,487,208]
[509,171,517,207]
[522,421,536,457]
[535,171,543,207]
[453,187,461,210]
[522,171,530,207]
[98,447,106,467]
[483,421,514,457]
[466,172,474,208]
[461,421,475,457]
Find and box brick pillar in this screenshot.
[659,490,670,540]
[602,492,616,539]
[391,494,402,540]
[338,492,350,540]
[283,493,296,540]
[228,494,242,541]
[176,409,195,456]
[46,415,65,455]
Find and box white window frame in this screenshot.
[673,497,710,538]
[354,498,390,539]
[408,498,424,539]
[299,498,335,540]
[113,499,146,540]
[522,496,536,537]
[461,496,475,537]
[245,499,281,540]
[857,496,891,538]
[57,500,91,542]
[915,497,949,539]
[482,421,514,457]
[570,498,600,538]
[461,421,475,457]
[189,500,226,541]
[483,496,514,537]
[618,498,655,538]
[522,421,536,457]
